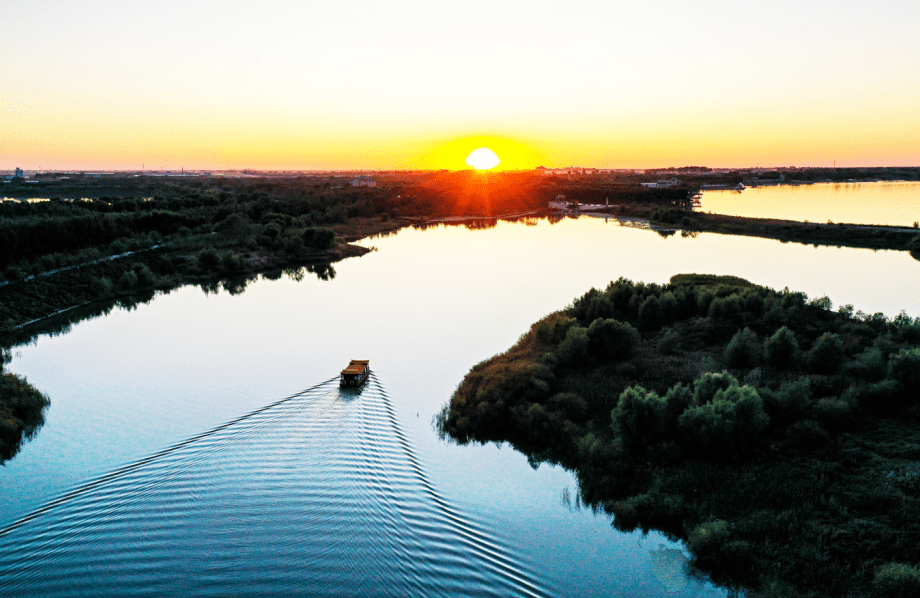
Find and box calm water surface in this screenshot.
[700,181,920,226]
[2,216,919,596]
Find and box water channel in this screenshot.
[699,180,920,227]
[2,193,919,595]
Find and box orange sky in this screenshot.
[2,1,918,171]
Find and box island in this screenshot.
[0,349,50,464]
[437,274,920,598]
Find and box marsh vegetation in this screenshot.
[438,274,920,597]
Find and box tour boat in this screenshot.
[340,360,370,387]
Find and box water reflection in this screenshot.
[4,216,918,596]
[700,181,920,227]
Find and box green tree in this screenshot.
[613,386,664,451]
[765,326,799,370]
[724,327,762,369]
[638,295,663,331]
[887,348,920,406]
[807,332,845,374]
[692,372,738,405]
[587,318,640,361]
[556,326,590,366]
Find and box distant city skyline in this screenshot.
[2,1,918,171]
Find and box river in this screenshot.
[699,180,920,227]
[2,206,919,595]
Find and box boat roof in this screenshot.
[341,360,369,375]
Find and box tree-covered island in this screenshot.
[0,349,50,465]
[437,274,920,598]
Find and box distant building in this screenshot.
[351,176,377,188]
[641,178,682,188]
[14,167,25,178]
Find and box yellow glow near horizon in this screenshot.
[464,147,501,170]
[413,136,545,171]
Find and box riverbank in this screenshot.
[649,208,920,255]
[437,274,920,598]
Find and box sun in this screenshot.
[464,147,501,170]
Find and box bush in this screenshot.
[679,383,768,456]
[638,295,663,331]
[764,326,799,370]
[556,326,590,367]
[724,327,762,369]
[95,276,114,296]
[613,386,664,450]
[807,332,845,374]
[873,563,920,598]
[687,520,730,556]
[843,347,888,380]
[660,292,679,324]
[133,264,156,287]
[198,248,220,268]
[888,348,920,406]
[659,328,679,355]
[221,251,244,272]
[693,372,738,405]
[117,270,138,291]
[587,318,640,361]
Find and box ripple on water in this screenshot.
[0,377,550,597]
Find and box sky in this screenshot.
[2,0,918,171]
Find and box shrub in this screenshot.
[873,563,920,598]
[587,318,640,361]
[547,392,588,421]
[764,326,799,370]
[807,332,845,374]
[766,377,813,423]
[814,397,853,431]
[613,386,664,450]
[221,251,243,272]
[687,520,730,556]
[660,292,679,324]
[724,327,762,369]
[534,315,576,346]
[117,270,138,291]
[133,264,156,287]
[95,276,114,296]
[659,328,679,355]
[678,400,737,454]
[887,348,920,406]
[638,295,663,331]
[843,347,888,380]
[556,326,590,366]
[784,419,831,451]
[198,248,220,268]
[693,372,738,405]
[680,383,768,456]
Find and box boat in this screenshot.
[340,360,370,387]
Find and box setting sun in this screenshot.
[464,147,501,170]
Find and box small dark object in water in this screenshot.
[340,360,370,387]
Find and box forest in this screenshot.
[437,274,920,598]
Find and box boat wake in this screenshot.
[0,376,551,597]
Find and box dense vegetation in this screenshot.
[438,274,920,598]
[650,208,920,257]
[0,175,411,332]
[0,349,50,464]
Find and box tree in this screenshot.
[807,332,845,374]
[887,348,920,406]
[556,325,590,366]
[692,372,738,405]
[765,326,799,370]
[587,318,640,361]
[638,295,663,331]
[613,386,664,451]
[724,328,762,369]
